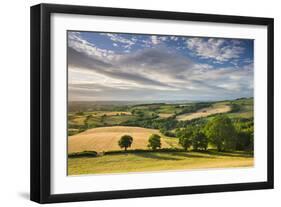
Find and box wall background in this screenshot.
[0,0,279,206]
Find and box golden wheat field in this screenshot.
[176,104,231,121]
[68,126,171,153]
[90,111,131,116]
[158,113,174,118]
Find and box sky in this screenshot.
[67,31,254,102]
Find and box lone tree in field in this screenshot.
[147,134,161,150]
[205,115,237,151]
[118,135,133,151]
[191,130,208,151]
[176,127,193,151]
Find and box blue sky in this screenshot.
[68,31,253,101]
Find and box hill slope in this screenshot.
[68,126,171,153]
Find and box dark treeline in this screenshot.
[175,115,253,152]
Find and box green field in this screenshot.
[68,150,253,175]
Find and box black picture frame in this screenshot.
[30,3,274,204]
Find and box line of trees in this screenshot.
[118,115,253,152]
[176,115,253,152]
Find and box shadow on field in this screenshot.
[132,150,253,161]
[134,152,180,160]
[169,152,215,159]
[200,150,253,158]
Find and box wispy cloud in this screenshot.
[103,33,136,49]
[151,35,159,45]
[186,38,245,62]
[68,32,115,60]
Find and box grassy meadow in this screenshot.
[68,97,254,175]
[68,150,253,175]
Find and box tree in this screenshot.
[177,127,193,151]
[179,136,192,151]
[235,125,253,151]
[147,134,161,150]
[205,115,237,151]
[118,135,133,151]
[135,110,144,118]
[191,130,208,151]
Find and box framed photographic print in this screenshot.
[30,3,274,203]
